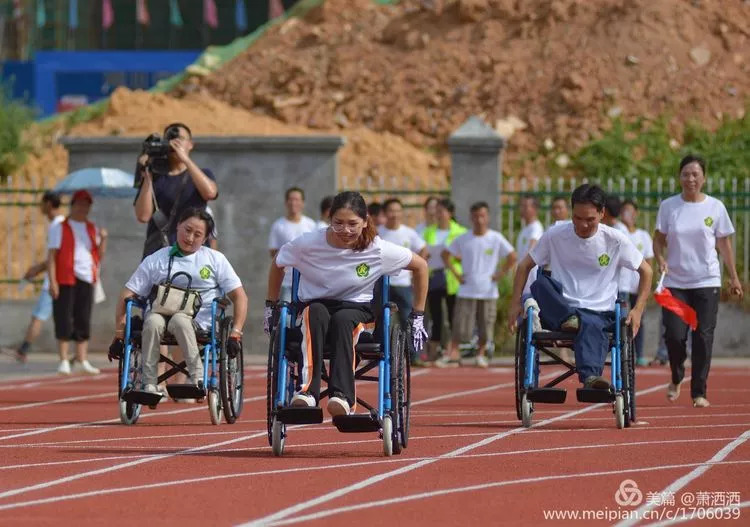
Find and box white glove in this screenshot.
[409,311,429,354]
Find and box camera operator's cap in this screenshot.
[71,189,94,204]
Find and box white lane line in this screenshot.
[1,438,743,511]
[615,428,750,527]
[0,374,113,391]
[0,429,269,501]
[265,460,750,525]
[0,392,113,412]
[645,500,750,526]
[240,380,672,526]
[430,412,750,427]
[0,393,266,442]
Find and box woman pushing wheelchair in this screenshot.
[111,208,247,397]
[264,191,429,417]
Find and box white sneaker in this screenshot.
[523,298,543,333]
[291,392,316,408]
[475,355,489,368]
[327,396,351,417]
[79,360,100,375]
[57,360,71,375]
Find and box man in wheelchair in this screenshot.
[509,184,652,390]
[111,208,247,396]
[264,191,428,417]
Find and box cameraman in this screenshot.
[134,123,218,259]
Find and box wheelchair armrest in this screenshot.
[126,297,147,311]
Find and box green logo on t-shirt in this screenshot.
[356,263,370,278]
[704,217,714,227]
[484,248,493,256]
[637,243,643,251]
[199,266,212,279]
[598,254,611,267]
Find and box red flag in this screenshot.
[102,0,114,30]
[136,0,150,26]
[654,274,698,331]
[204,0,218,29]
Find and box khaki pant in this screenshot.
[142,312,203,385]
[453,297,497,344]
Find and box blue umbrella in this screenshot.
[53,167,137,198]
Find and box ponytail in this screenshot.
[354,215,378,251]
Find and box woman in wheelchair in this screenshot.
[112,208,247,396]
[265,191,428,417]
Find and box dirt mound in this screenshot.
[182,0,749,170]
[68,87,446,191]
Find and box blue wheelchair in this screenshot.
[266,271,410,457]
[117,296,244,426]
[514,300,636,429]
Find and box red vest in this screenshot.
[55,219,100,285]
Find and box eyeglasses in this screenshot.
[330,222,363,234]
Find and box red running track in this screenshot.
[0,364,749,526]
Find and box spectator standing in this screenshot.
[422,199,466,362]
[549,195,570,225]
[440,202,516,368]
[367,202,387,228]
[618,200,654,366]
[415,196,439,236]
[318,195,334,229]
[47,190,107,375]
[516,195,544,295]
[268,187,317,301]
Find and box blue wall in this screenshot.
[1,51,200,117]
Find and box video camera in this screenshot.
[135,125,182,185]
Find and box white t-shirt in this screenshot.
[316,220,329,229]
[655,194,735,289]
[42,215,65,289]
[377,225,426,287]
[426,228,451,270]
[618,228,654,294]
[530,222,643,312]
[447,230,514,299]
[48,219,101,284]
[613,220,628,233]
[516,220,544,295]
[275,230,413,303]
[415,222,427,236]
[268,216,318,287]
[125,246,243,330]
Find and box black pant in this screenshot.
[299,300,374,406]
[662,287,720,398]
[427,288,456,343]
[53,279,94,341]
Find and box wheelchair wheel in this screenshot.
[208,390,221,425]
[219,316,244,424]
[514,328,525,421]
[266,329,278,447]
[390,323,409,454]
[621,322,635,427]
[521,393,533,428]
[118,346,142,426]
[382,415,393,457]
[614,394,625,429]
[271,416,285,457]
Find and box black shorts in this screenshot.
[53,279,94,341]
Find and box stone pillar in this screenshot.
[447,116,505,229]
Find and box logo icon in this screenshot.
[704,217,714,227]
[356,263,370,278]
[615,479,643,507]
[598,253,611,267]
[484,248,494,256]
[199,266,212,280]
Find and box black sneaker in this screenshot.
[583,376,611,390]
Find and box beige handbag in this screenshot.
[150,260,203,317]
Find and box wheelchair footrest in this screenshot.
[576,388,615,403]
[166,384,205,400]
[277,407,324,425]
[527,388,567,404]
[332,414,381,433]
[121,390,162,407]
